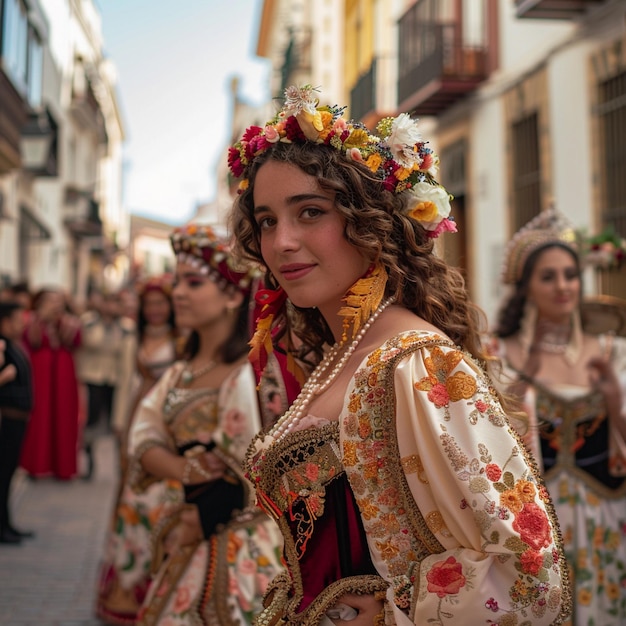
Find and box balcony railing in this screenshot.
[397,20,487,116]
[279,29,312,93]
[515,0,607,19]
[349,56,396,127]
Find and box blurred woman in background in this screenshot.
[97,275,182,625]
[20,287,81,480]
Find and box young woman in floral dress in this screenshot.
[492,209,626,625]
[229,85,572,625]
[97,275,182,625]
[127,225,285,626]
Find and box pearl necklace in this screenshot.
[269,296,395,441]
[180,360,217,385]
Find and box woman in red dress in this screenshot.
[20,288,82,480]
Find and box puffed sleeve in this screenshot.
[211,362,262,472]
[126,362,183,491]
[340,333,571,626]
[608,335,626,476]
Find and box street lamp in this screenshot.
[20,108,58,177]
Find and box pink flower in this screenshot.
[520,549,544,576]
[264,125,280,143]
[347,147,363,161]
[426,218,458,239]
[427,382,450,408]
[485,463,502,482]
[173,586,191,613]
[426,556,466,598]
[513,503,552,550]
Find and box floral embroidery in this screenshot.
[414,346,476,411]
[426,556,467,597]
[341,332,569,624]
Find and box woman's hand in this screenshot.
[326,593,384,625]
[587,355,622,417]
[163,506,203,555]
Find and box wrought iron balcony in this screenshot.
[397,19,487,116]
[349,57,396,128]
[515,0,607,19]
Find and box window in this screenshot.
[511,112,541,232]
[598,71,626,235]
[27,27,42,107]
[1,0,44,107]
[1,0,28,92]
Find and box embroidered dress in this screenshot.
[97,339,181,625]
[128,361,283,626]
[247,331,571,625]
[494,335,626,625]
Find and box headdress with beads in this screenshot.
[136,273,173,298]
[501,208,579,285]
[170,223,261,294]
[228,84,457,239]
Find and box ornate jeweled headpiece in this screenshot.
[170,223,260,294]
[228,85,457,239]
[501,208,579,285]
[136,273,173,297]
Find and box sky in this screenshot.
[97,1,271,224]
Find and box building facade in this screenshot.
[251,0,626,322]
[0,0,127,305]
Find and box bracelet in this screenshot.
[181,456,214,485]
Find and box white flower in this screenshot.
[283,85,320,117]
[408,182,451,230]
[386,113,421,168]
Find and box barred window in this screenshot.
[598,71,626,235]
[511,112,541,232]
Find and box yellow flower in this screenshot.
[366,153,383,173]
[394,167,411,181]
[238,179,249,192]
[515,480,536,503]
[500,489,523,513]
[606,582,620,600]
[409,200,439,224]
[578,588,592,606]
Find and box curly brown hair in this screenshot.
[230,141,489,367]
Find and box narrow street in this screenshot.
[0,436,118,625]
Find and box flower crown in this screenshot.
[170,223,261,294]
[228,85,457,239]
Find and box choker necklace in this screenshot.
[144,324,171,338]
[269,296,395,442]
[536,340,568,354]
[180,360,217,385]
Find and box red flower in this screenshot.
[242,125,263,142]
[426,556,466,598]
[284,116,306,141]
[427,382,450,408]
[512,503,552,550]
[520,549,544,576]
[475,400,488,413]
[227,147,244,177]
[485,463,502,482]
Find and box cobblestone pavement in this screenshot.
[0,436,118,626]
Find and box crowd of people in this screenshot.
[0,84,624,625]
